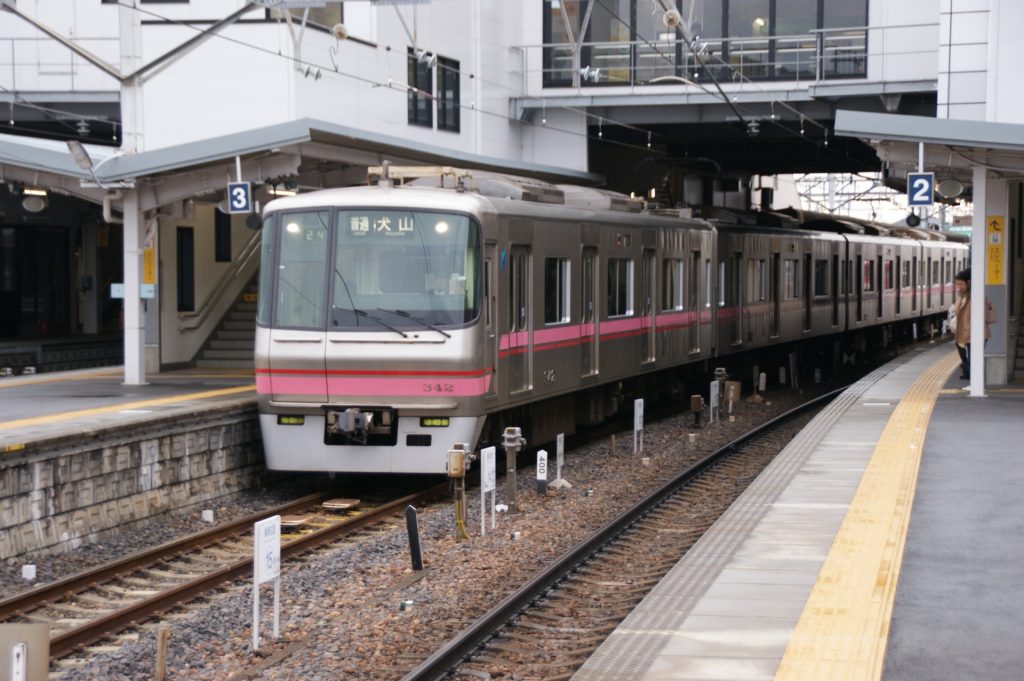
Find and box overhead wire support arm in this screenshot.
[0,0,123,80]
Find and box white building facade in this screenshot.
[0,0,1021,383]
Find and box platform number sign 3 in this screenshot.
[227,181,252,214]
[907,172,935,207]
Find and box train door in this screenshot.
[770,252,780,337]
[688,249,700,352]
[912,254,918,311]
[803,253,812,331]
[276,209,329,405]
[731,252,743,344]
[926,257,933,308]
[508,245,531,394]
[484,242,497,400]
[876,255,883,318]
[581,246,598,377]
[855,254,863,322]
[641,249,656,363]
[831,253,840,327]
[895,256,902,315]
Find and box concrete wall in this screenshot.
[158,204,258,366]
[0,401,262,560]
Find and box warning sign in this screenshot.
[986,216,1004,285]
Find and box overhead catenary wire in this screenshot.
[105,1,667,156]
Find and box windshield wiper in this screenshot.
[334,306,408,338]
[377,308,452,339]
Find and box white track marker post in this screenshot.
[550,433,571,490]
[709,380,720,423]
[634,398,644,454]
[759,372,767,394]
[536,450,548,495]
[480,446,496,536]
[252,515,281,652]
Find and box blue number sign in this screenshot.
[907,172,935,207]
[227,181,252,214]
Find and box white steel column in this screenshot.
[970,166,986,397]
[123,189,146,385]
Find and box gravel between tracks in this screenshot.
[46,391,811,680]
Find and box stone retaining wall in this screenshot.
[0,403,263,560]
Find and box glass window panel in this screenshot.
[823,0,867,29]
[274,211,330,328]
[437,56,460,132]
[587,0,632,84]
[544,0,583,84]
[726,0,770,38]
[333,211,479,329]
[544,257,570,324]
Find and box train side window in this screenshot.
[607,258,633,317]
[718,260,726,307]
[814,258,829,297]
[884,260,894,289]
[863,259,875,292]
[661,259,683,311]
[784,259,797,300]
[704,258,712,308]
[543,257,570,324]
[688,251,700,311]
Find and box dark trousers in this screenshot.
[957,343,971,379]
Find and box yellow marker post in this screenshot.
[986,215,1004,285]
[143,247,156,286]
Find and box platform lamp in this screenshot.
[66,139,107,189]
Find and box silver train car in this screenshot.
[254,171,966,474]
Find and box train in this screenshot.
[253,167,967,473]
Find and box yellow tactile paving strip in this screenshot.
[774,350,959,681]
[0,384,256,434]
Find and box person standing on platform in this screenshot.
[953,268,996,380]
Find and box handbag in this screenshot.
[947,303,957,333]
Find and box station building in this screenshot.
[0,0,1021,385]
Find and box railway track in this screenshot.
[0,485,448,660]
[400,389,841,681]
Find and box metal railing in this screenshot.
[178,228,262,332]
[538,26,871,88]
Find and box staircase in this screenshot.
[194,284,257,370]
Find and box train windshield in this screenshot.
[330,210,480,329]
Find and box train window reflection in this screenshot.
[332,210,480,329]
[273,210,329,328]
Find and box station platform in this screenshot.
[0,366,255,452]
[574,342,1024,681]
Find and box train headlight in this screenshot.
[278,415,305,426]
[419,417,450,427]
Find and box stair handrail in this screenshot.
[178,229,262,332]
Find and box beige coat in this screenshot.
[954,293,996,347]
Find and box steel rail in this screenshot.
[399,388,845,681]
[2,485,448,659]
[0,491,333,621]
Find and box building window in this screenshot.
[607,258,633,317]
[264,5,342,31]
[544,257,570,324]
[437,56,460,132]
[176,227,195,312]
[541,0,866,87]
[215,209,232,263]
[407,47,433,127]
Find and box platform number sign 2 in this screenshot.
[907,172,935,207]
[227,181,252,214]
